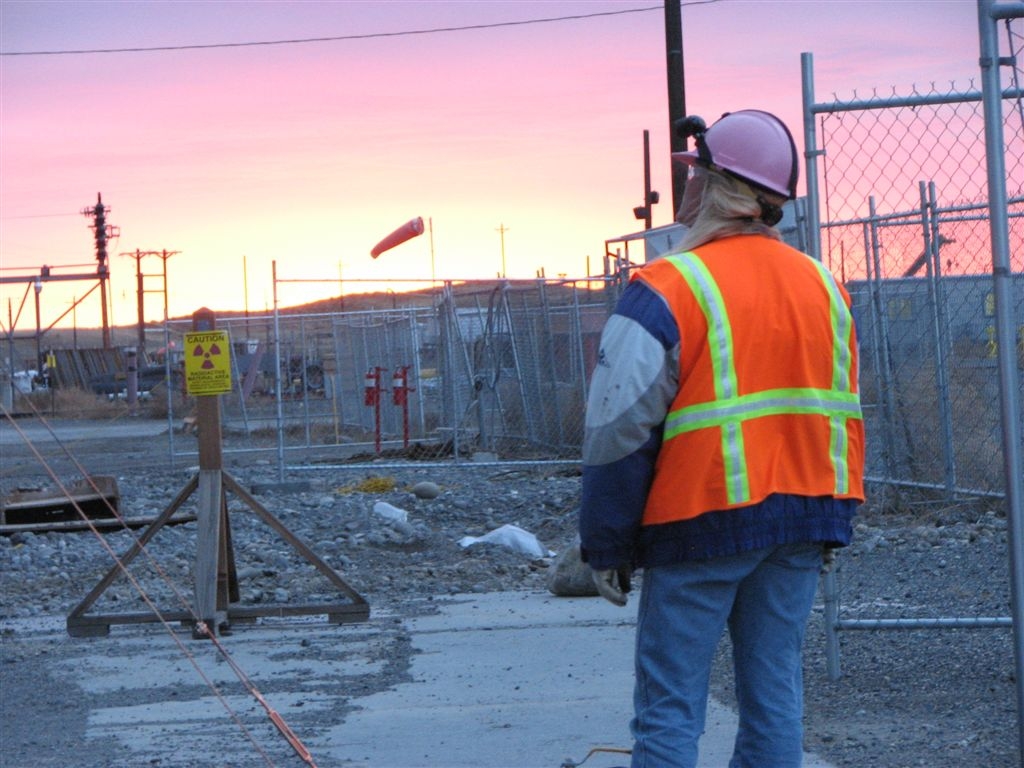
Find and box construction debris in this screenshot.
[1,476,120,528]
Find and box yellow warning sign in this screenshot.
[183,330,232,396]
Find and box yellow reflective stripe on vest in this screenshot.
[810,258,856,495]
[663,251,860,503]
[665,252,749,504]
[665,388,862,433]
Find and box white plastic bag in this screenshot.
[458,524,553,558]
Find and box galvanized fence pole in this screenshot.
[299,315,310,447]
[271,261,285,484]
[979,1,1024,761]
[919,182,957,498]
[866,198,900,481]
[229,330,251,436]
[801,53,845,672]
[572,284,588,442]
[163,315,175,465]
[412,310,425,438]
[440,282,461,462]
[928,183,958,495]
[801,52,823,264]
[329,319,342,444]
[540,280,566,448]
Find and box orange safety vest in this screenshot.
[639,236,865,526]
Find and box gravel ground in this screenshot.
[0,422,1018,767]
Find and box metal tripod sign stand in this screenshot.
[67,308,369,638]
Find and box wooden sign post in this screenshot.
[187,308,234,634]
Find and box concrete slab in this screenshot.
[319,591,835,768]
[1,592,838,768]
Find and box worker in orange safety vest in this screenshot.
[579,109,865,768]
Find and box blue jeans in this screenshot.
[631,543,823,768]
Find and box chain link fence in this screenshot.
[809,86,1023,502]
[160,279,611,470]
[802,3,1024,684]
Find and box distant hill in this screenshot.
[166,277,605,321]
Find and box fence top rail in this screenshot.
[272,276,608,287]
[161,294,615,328]
[822,195,1024,230]
[810,86,1024,115]
[846,272,1024,287]
[988,1,1024,20]
[162,309,435,328]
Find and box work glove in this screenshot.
[591,566,632,607]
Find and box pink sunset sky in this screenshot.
[0,0,988,331]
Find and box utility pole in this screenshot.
[136,250,145,352]
[633,129,660,229]
[496,223,510,278]
[122,248,178,357]
[82,193,118,349]
[155,250,179,327]
[665,1,687,216]
[126,249,154,354]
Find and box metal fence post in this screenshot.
[272,261,285,484]
[920,182,958,498]
[801,51,823,264]
[978,1,1024,761]
[866,198,900,480]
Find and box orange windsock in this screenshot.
[370,217,425,258]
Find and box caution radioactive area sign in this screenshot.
[183,330,232,396]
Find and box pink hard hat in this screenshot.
[672,110,798,200]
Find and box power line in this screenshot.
[0,211,81,219]
[1,5,666,57]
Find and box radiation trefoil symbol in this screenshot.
[192,342,222,370]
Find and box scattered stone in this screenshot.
[546,540,598,597]
[373,501,408,523]
[0,441,1016,768]
[410,481,441,500]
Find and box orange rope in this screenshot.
[3,403,319,766]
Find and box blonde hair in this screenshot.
[674,170,784,254]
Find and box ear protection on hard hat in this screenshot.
[756,198,784,227]
[676,115,712,165]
